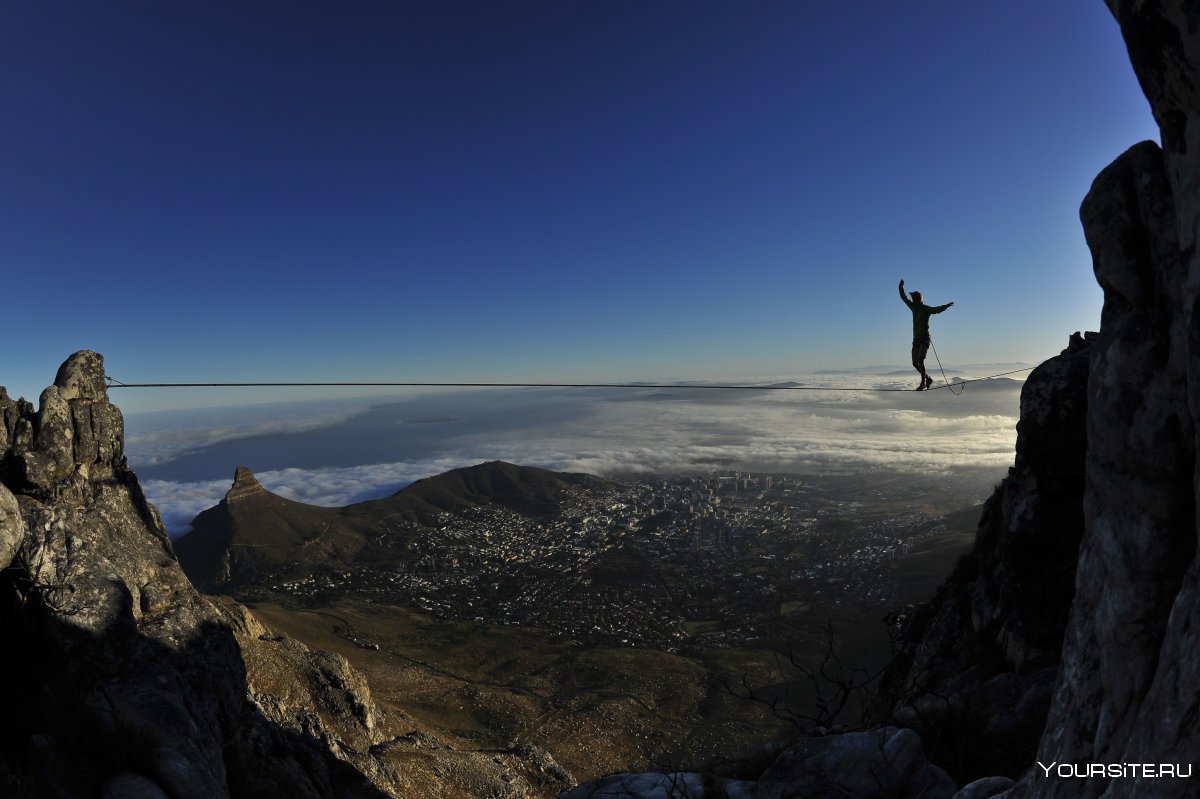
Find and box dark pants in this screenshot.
[911,337,930,377]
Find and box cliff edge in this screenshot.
[884,1,1200,796]
[567,1,1200,797]
[0,352,394,797]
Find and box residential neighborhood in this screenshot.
[265,471,978,651]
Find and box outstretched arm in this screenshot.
[898,280,913,309]
[931,301,955,314]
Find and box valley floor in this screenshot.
[219,468,992,788]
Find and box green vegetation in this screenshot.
[682,620,720,637]
[779,601,809,616]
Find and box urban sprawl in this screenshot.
[265,472,976,652]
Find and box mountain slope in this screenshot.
[352,460,610,522]
[175,460,612,591]
[175,466,349,588]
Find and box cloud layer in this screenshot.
[143,458,469,533]
[127,397,371,465]
[130,377,1024,536]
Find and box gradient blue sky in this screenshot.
[3,1,1158,412]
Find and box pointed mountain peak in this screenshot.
[227,466,266,503]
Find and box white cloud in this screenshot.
[146,457,482,536]
[139,378,1023,536]
[141,477,237,533]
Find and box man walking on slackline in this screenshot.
[899,279,954,390]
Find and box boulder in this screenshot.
[757,728,955,799]
[558,773,756,798]
[54,350,109,402]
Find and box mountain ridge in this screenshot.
[176,460,613,591]
[359,459,611,520]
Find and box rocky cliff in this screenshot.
[1016,1,1200,794]
[0,352,393,797]
[886,0,1200,796]
[0,353,570,798]
[567,1,1200,797]
[876,332,1093,784]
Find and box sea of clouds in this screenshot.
[126,397,372,466]
[125,374,1025,536]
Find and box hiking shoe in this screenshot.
[924,375,934,388]
[915,382,925,391]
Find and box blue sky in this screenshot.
[3,1,1158,412]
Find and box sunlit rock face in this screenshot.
[1,351,184,640]
[0,352,390,798]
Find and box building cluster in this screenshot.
[269,472,957,651]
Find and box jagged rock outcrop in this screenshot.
[1017,140,1196,797]
[1007,4,1199,794]
[0,351,392,798]
[888,1,1200,796]
[227,465,267,501]
[216,597,574,798]
[876,333,1093,783]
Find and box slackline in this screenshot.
[104,367,1033,393]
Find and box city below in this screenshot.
[244,468,992,653]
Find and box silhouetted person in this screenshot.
[899,279,953,390]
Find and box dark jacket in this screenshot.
[899,284,951,341]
